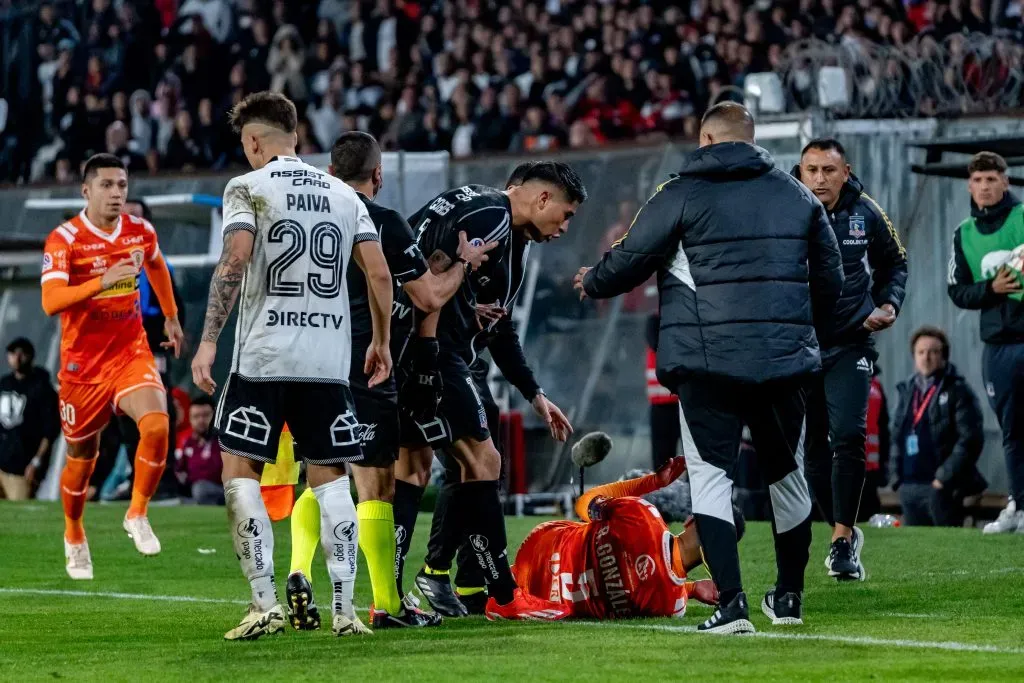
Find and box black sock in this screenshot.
[393,479,425,596]
[456,480,515,604]
[424,453,462,572]
[693,513,743,606]
[773,514,811,595]
[454,542,486,592]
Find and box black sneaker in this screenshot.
[761,589,803,626]
[415,568,469,617]
[827,536,861,581]
[456,590,488,616]
[697,592,755,634]
[370,604,443,629]
[286,571,321,631]
[850,526,867,581]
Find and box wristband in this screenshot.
[457,256,471,273]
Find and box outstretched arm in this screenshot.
[575,456,686,521]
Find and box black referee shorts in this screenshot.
[350,383,401,468]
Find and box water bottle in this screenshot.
[868,513,901,528]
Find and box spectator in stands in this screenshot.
[948,152,1024,533]
[105,121,147,173]
[267,25,308,104]
[891,327,986,527]
[0,338,59,501]
[175,395,223,505]
[163,110,208,171]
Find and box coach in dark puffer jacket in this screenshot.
[574,103,843,633]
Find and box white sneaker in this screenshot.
[224,604,286,641]
[64,538,94,580]
[332,613,373,637]
[983,499,1022,535]
[123,515,161,555]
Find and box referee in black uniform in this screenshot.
[575,102,844,633]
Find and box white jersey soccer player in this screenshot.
[191,92,394,640]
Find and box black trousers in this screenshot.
[982,343,1024,503]
[675,374,812,600]
[424,359,502,589]
[899,483,964,527]
[650,400,681,470]
[804,345,873,528]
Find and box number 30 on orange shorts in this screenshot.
[58,356,165,443]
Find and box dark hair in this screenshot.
[330,131,381,183]
[801,138,847,159]
[126,197,153,221]
[6,337,34,359]
[82,153,126,182]
[191,395,216,409]
[520,161,587,203]
[506,161,538,188]
[228,91,298,134]
[700,101,755,140]
[968,151,1008,175]
[733,504,746,542]
[910,326,950,360]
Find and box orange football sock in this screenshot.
[127,412,169,519]
[61,456,98,543]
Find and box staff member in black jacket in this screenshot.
[575,103,844,634]
[890,326,985,527]
[794,139,908,581]
[0,338,59,499]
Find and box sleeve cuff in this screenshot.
[223,222,256,235]
[41,271,69,284]
[354,232,380,244]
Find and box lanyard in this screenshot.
[911,385,938,428]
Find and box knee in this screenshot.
[139,412,170,444]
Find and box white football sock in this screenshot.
[313,475,358,619]
[225,477,277,611]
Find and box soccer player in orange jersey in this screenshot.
[41,153,184,580]
[512,457,741,620]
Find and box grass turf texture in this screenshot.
[1,501,1023,682]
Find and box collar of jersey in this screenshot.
[268,155,300,164]
[662,531,686,586]
[79,209,122,244]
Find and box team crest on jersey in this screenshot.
[635,555,656,582]
[848,216,866,238]
[469,238,485,247]
[130,248,145,269]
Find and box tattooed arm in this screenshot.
[191,229,255,394]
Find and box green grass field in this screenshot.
[1,501,1023,682]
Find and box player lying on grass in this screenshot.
[512,456,738,619]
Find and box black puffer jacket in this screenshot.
[583,142,844,385]
[790,170,908,352]
[890,364,986,495]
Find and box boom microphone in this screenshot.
[571,431,613,467]
[571,432,613,497]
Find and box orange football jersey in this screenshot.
[41,211,160,384]
[513,497,689,619]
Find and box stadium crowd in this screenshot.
[2,0,1024,183]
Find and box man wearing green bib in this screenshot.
[948,152,1024,534]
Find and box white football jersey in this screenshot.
[221,155,378,383]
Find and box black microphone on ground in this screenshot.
[570,431,613,497]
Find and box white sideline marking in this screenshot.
[581,622,1024,655]
[0,587,248,605]
[885,613,940,619]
